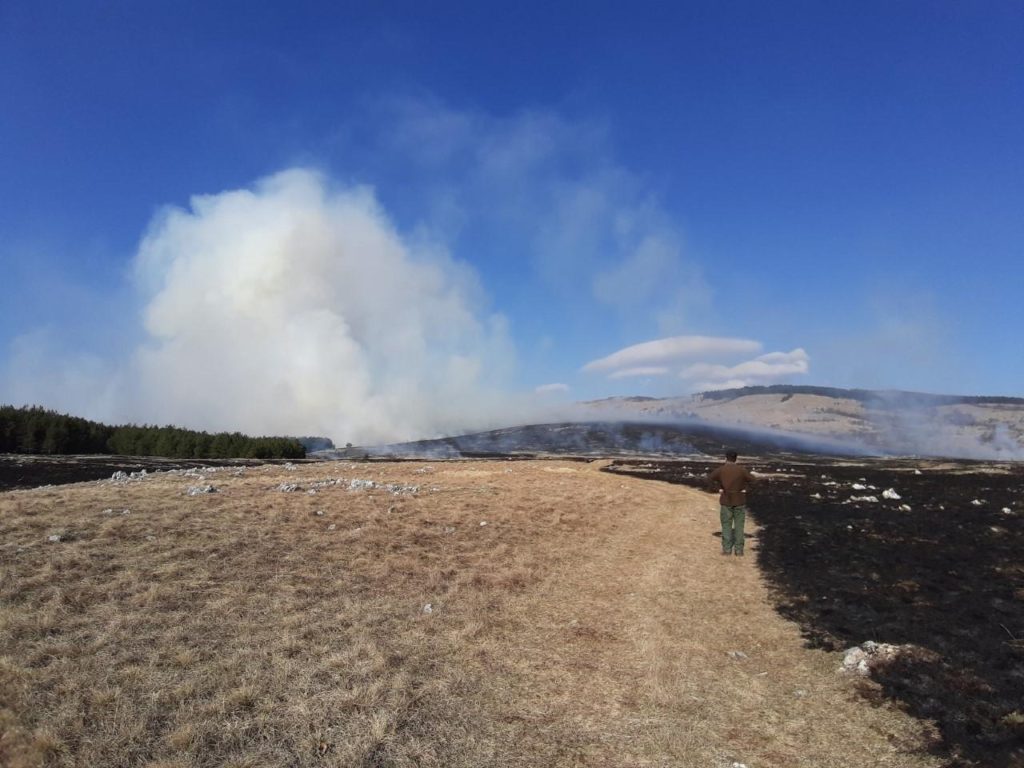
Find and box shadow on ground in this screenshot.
[607,457,1024,768]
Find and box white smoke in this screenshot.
[122,168,517,444]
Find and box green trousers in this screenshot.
[720,505,746,554]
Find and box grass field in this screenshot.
[1,459,943,767]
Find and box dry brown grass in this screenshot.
[1,460,944,767]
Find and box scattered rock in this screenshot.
[348,479,376,491]
[383,482,419,495]
[840,640,914,676]
[186,485,217,496]
[851,483,867,490]
[327,523,336,531]
[46,534,62,543]
[277,483,300,492]
[848,495,879,503]
[971,499,985,506]
[728,650,748,660]
[479,521,488,527]
[110,471,129,482]
[422,603,433,615]
[1003,507,1013,515]
[882,488,902,500]
[899,504,912,512]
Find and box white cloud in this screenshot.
[535,382,569,394]
[583,335,762,373]
[608,366,670,379]
[680,348,810,389]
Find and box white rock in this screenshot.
[899,504,912,512]
[914,469,922,475]
[810,492,822,500]
[46,534,62,543]
[315,510,324,516]
[277,483,300,492]
[479,521,488,526]
[882,488,901,500]
[849,495,879,503]
[1003,507,1013,515]
[422,603,433,614]
[840,641,909,676]
[186,485,217,496]
[971,499,984,506]
[851,483,867,490]
[728,650,748,660]
[327,523,337,531]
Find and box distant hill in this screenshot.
[312,385,1024,462]
[579,385,1024,460]
[694,384,1024,407]
[350,420,869,461]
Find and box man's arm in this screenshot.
[706,466,721,493]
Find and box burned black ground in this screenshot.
[0,454,310,491]
[607,457,1024,767]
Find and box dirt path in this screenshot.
[455,462,944,767]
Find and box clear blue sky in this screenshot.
[1,2,1022,437]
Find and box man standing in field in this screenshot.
[707,450,755,557]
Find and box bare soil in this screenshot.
[1,459,948,767]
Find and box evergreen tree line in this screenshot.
[0,405,305,459]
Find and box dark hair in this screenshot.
[725,450,738,462]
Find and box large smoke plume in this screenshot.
[97,169,521,444]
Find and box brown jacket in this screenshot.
[708,461,755,506]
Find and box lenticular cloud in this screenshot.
[129,168,512,445]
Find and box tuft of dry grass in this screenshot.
[1,460,943,767]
